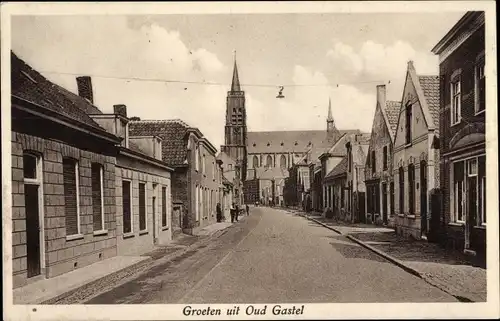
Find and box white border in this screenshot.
[2,1,499,320]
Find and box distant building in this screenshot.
[129,120,222,236]
[393,61,440,240]
[364,85,400,226]
[11,53,121,288]
[432,11,486,261]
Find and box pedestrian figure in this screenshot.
[216,203,222,223]
[230,203,236,223]
[235,204,240,222]
[245,204,249,216]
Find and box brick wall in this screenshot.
[114,161,171,256]
[12,132,117,288]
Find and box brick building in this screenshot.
[11,53,121,288]
[364,85,400,226]
[129,120,222,235]
[345,134,370,223]
[70,76,175,256]
[431,11,486,261]
[393,61,440,240]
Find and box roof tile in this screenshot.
[385,100,401,135]
[418,75,440,131]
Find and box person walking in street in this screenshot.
[230,203,236,223]
[235,204,240,222]
[245,204,249,216]
[216,203,222,223]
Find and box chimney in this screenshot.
[376,85,386,110]
[113,104,127,117]
[76,76,94,103]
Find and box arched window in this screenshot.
[253,155,259,168]
[280,155,287,169]
[266,155,273,168]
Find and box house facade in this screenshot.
[393,61,440,240]
[431,11,486,261]
[345,134,370,223]
[11,53,121,288]
[364,85,400,226]
[129,120,222,235]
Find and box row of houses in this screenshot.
[285,11,487,263]
[11,52,240,288]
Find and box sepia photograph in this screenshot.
[2,1,498,320]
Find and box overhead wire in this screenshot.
[38,70,390,88]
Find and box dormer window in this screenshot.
[280,142,284,146]
[253,143,256,147]
[294,141,298,146]
[267,142,270,146]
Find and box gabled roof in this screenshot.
[396,61,440,137]
[324,155,348,180]
[11,52,108,132]
[129,120,191,166]
[418,75,440,130]
[383,100,401,138]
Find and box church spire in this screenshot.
[327,97,333,122]
[231,51,241,92]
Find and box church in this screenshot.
[220,56,358,206]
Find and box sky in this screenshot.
[11,12,466,150]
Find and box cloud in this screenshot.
[326,40,438,100]
[11,16,227,149]
[246,65,375,134]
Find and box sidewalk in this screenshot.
[297,211,487,302]
[14,220,237,305]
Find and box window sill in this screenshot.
[448,222,465,227]
[123,232,135,239]
[66,234,84,241]
[407,215,416,219]
[139,230,149,236]
[93,229,108,236]
[450,120,461,127]
[398,214,405,217]
[162,226,170,231]
[474,225,486,230]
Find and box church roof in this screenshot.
[247,129,359,154]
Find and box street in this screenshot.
[86,207,456,304]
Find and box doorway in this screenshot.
[420,161,428,237]
[152,183,158,245]
[23,153,44,278]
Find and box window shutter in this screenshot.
[63,159,78,235]
[122,181,131,233]
[162,186,167,227]
[139,183,146,230]
[91,164,103,231]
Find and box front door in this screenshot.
[25,184,41,278]
[382,183,388,225]
[420,161,428,236]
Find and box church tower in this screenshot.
[221,53,248,182]
[326,97,340,144]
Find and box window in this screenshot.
[399,167,404,214]
[453,161,464,222]
[348,149,352,172]
[63,158,80,236]
[253,155,259,168]
[383,146,388,170]
[382,183,388,219]
[122,180,132,233]
[202,154,206,174]
[475,58,485,114]
[162,186,168,227]
[91,164,105,231]
[228,164,232,171]
[371,151,376,174]
[451,78,461,125]
[266,155,273,168]
[139,183,146,231]
[405,102,412,144]
[479,156,486,225]
[195,185,199,221]
[408,164,415,215]
[280,155,287,169]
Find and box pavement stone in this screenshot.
[292,208,487,302]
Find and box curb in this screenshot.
[299,211,477,303]
[41,228,228,304]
